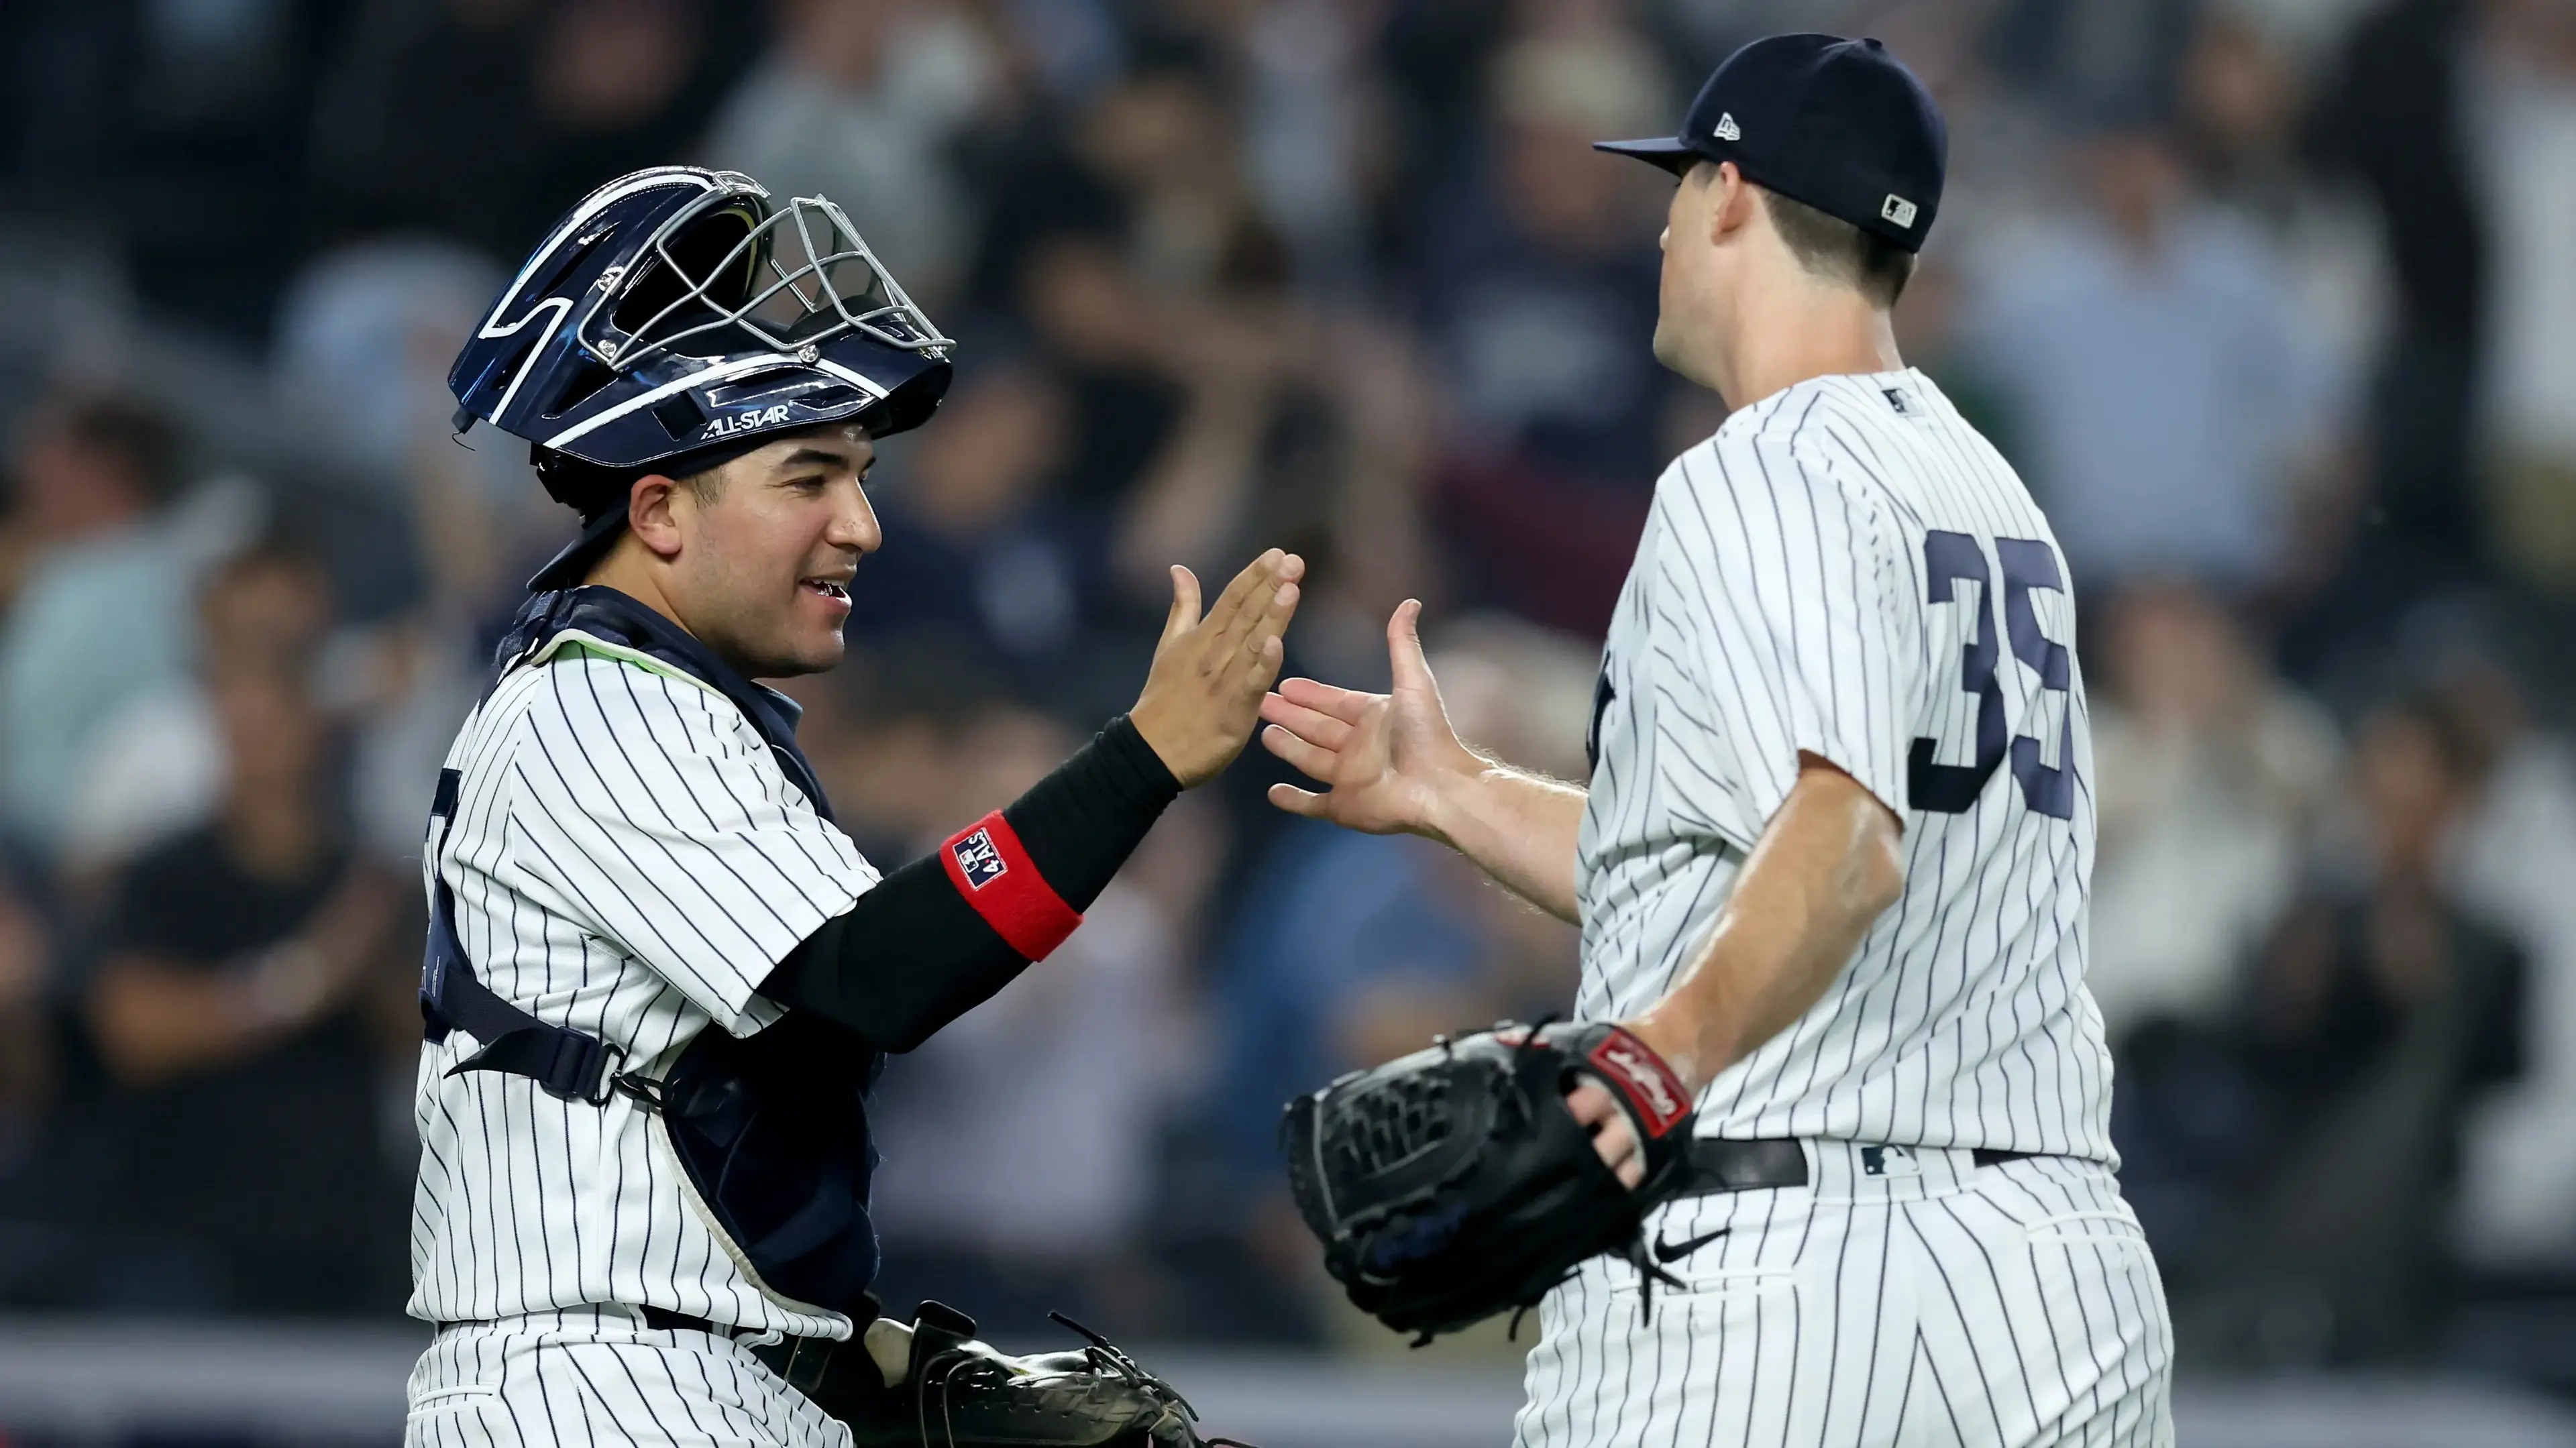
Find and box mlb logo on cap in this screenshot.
[1882,194,1919,229]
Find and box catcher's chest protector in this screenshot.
[420,586,885,1315]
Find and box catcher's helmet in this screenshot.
[447,166,954,590]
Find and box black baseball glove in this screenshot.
[815,1300,1246,1447]
[1281,1020,1699,1342]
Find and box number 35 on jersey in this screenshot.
[1908,531,2078,820]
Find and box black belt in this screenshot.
[1674,1139,2035,1198]
[433,1306,845,1394]
[634,1306,838,1394]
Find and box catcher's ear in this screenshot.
[628,474,686,557]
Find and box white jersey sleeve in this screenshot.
[1648,431,1921,851]
[503,649,873,1034]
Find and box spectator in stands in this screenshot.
[982,59,1299,557]
[1266,320,1446,693]
[12,0,345,341]
[792,636,1006,863]
[0,390,201,867]
[80,657,410,1316]
[2088,580,2341,1045]
[2418,647,2576,1279]
[60,541,333,889]
[1964,120,2335,594]
[309,0,547,260]
[1228,0,1391,292]
[2178,691,2526,1364]
[0,881,49,1179]
[1415,30,1674,635]
[843,360,1102,671]
[1985,0,2200,129]
[2463,0,2576,592]
[700,0,1004,311]
[537,0,763,223]
[269,241,519,539]
[320,0,763,260]
[270,238,564,865]
[2304,0,2489,581]
[2162,5,2393,685]
[2255,696,2522,1128]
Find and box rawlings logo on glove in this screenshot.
[1587,1030,1690,1134]
[1281,1020,1700,1343]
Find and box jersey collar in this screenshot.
[493,586,837,822]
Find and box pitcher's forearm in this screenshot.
[1423,761,1587,922]
[1630,760,1904,1093]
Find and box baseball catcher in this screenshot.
[403,164,1283,1447]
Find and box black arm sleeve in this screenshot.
[761,714,1181,1051]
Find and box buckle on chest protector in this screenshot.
[446,1031,629,1106]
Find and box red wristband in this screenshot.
[1585,1027,1693,1138]
[939,811,1083,960]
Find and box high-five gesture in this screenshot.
[1256,599,1477,840]
[1130,548,1305,787]
[1258,599,1585,920]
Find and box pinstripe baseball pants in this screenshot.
[404,1308,850,1448]
[1513,1145,2174,1447]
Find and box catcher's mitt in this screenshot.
[1281,1020,1699,1342]
[819,1300,1247,1447]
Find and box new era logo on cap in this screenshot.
[1882,193,1919,228]
[1713,111,1742,142]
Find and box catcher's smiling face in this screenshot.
[589,423,881,679]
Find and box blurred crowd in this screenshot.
[0,0,2570,1388]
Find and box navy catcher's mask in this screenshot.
[447,166,955,590]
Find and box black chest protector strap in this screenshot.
[421,767,629,1102]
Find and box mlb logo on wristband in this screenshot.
[951,828,1009,888]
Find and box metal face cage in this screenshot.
[585,173,952,372]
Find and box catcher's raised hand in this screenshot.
[1128,548,1303,787]
[1258,598,1480,838]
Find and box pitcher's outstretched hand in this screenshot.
[1258,599,1478,840]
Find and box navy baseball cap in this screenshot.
[1596,34,1947,253]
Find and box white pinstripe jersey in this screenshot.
[1576,368,2113,1163]
[408,633,878,1338]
